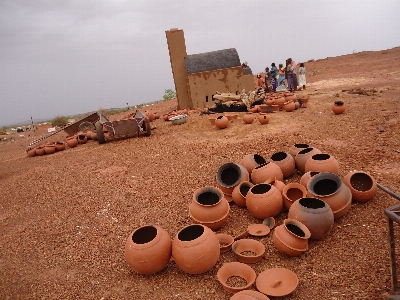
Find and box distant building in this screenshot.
[165,28,254,110]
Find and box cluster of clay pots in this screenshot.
[209,114,240,129]
[162,109,188,122]
[261,91,305,112]
[144,111,161,122]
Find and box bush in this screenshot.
[163,89,176,101]
[51,115,68,127]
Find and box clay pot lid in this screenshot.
[217,262,257,293]
[232,239,265,263]
[230,290,270,300]
[256,268,298,296]
[262,217,276,229]
[217,233,234,253]
[247,224,271,237]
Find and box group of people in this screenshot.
[256,59,307,93]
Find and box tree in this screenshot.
[163,89,176,101]
[51,115,68,127]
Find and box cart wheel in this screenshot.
[78,121,95,133]
[142,118,151,136]
[95,122,106,144]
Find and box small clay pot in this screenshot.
[215,115,229,129]
[300,96,309,107]
[258,113,270,124]
[77,134,87,144]
[232,181,253,207]
[270,151,295,178]
[243,112,255,124]
[66,136,78,148]
[55,141,65,151]
[251,162,283,184]
[217,233,234,253]
[85,130,93,139]
[283,101,295,112]
[248,106,258,113]
[342,171,377,202]
[44,144,56,154]
[285,93,297,102]
[27,147,37,157]
[288,143,310,158]
[246,183,283,219]
[332,101,346,114]
[282,183,308,210]
[239,153,267,174]
[163,114,169,121]
[35,145,46,156]
[217,262,257,293]
[295,147,322,174]
[305,153,340,175]
[232,239,265,263]
[216,162,249,196]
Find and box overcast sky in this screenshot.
[1,0,399,126]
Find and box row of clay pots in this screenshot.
[144,111,161,121]
[27,141,67,157]
[162,109,188,121]
[243,112,270,125]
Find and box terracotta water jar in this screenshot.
[258,113,270,124]
[239,153,267,174]
[282,183,308,210]
[55,141,66,151]
[217,262,257,294]
[251,162,283,184]
[35,145,45,156]
[172,224,220,274]
[307,172,352,219]
[77,134,87,144]
[272,218,311,256]
[243,112,255,124]
[288,143,310,158]
[124,225,172,275]
[332,101,346,114]
[300,171,320,188]
[246,183,283,219]
[342,171,377,202]
[215,115,229,129]
[232,181,253,207]
[270,151,295,178]
[66,136,78,148]
[189,186,230,230]
[305,153,340,175]
[299,96,309,107]
[44,144,56,154]
[216,162,249,196]
[295,147,322,174]
[288,197,334,239]
[27,147,37,157]
[283,101,295,112]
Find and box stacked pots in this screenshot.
[246,183,283,219]
[273,218,311,256]
[216,163,249,199]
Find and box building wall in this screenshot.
[187,66,254,108]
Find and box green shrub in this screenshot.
[163,89,176,101]
[51,115,68,127]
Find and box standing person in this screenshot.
[278,63,285,86]
[286,58,294,92]
[270,63,278,91]
[298,62,306,90]
[257,74,265,88]
[264,67,272,92]
[291,60,298,91]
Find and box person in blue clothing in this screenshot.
[269,63,278,91]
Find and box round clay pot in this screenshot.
[288,197,334,239]
[145,111,155,121]
[295,147,322,174]
[270,151,295,178]
[288,143,310,158]
[248,106,258,113]
[216,233,234,253]
[342,171,377,202]
[27,147,37,157]
[282,183,308,210]
[332,101,346,114]
[215,115,229,129]
[285,93,297,102]
[77,134,87,144]
[265,97,275,105]
[251,162,283,184]
[275,96,285,109]
[44,144,56,154]
[217,262,257,294]
[124,225,172,275]
[189,186,230,230]
[55,141,66,151]
[272,218,311,256]
[243,112,255,124]
[85,130,93,139]
[230,290,270,300]
[66,136,78,148]
[35,145,45,156]
[258,113,270,125]
[231,238,265,263]
[246,184,283,219]
[283,101,295,112]
[163,114,169,121]
[239,153,267,174]
[300,96,309,108]
[172,224,220,274]
[305,153,340,175]
[300,171,320,188]
[307,172,352,219]
[91,131,98,141]
[232,181,253,207]
[264,177,285,194]
[216,162,249,196]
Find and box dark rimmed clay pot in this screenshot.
[342,171,377,202]
[55,141,65,151]
[215,115,229,129]
[288,143,310,158]
[240,153,267,174]
[246,184,283,219]
[232,181,253,207]
[270,151,295,178]
[77,134,87,144]
[332,100,346,114]
[295,147,322,174]
[282,183,308,210]
[251,162,283,184]
[305,153,340,175]
[217,262,257,293]
[216,162,249,196]
[232,238,265,263]
[66,136,78,148]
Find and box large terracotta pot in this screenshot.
[172,224,220,274]
[251,162,283,184]
[305,153,340,174]
[44,144,56,154]
[239,153,267,174]
[55,141,66,151]
[288,143,310,158]
[270,151,295,178]
[66,136,78,148]
[27,147,37,157]
[246,183,283,219]
[189,186,230,230]
[272,218,311,256]
[332,101,346,114]
[215,116,229,129]
[307,172,352,219]
[243,112,255,124]
[282,183,308,210]
[258,113,270,124]
[124,225,172,274]
[232,181,253,207]
[216,163,249,196]
[283,101,295,112]
[288,197,334,239]
[342,171,377,202]
[295,147,322,174]
[300,171,320,188]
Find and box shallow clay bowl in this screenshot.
[230,290,270,300]
[247,224,271,237]
[217,233,234,253]
[256,267,298,296]
[232,239,265,263]
[217,262,257,293]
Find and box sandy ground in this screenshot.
[1,47,400,300]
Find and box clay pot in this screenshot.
[240,153,267,174]
[270,151,295,178]
[271,104,279,112]
[35,145,45,156]
[258,113,270,124]
[288,143,310,158]
[163,114,169,121]
[230,290,270,300]
[232,181,253,207]
[85,130,93,139]
[243,112,255,124]
[305,153,340,175]
[232,239,265,263]
[265,97,275,106]
[124,225,172,275]
[295,147,322,174]
[145,111,155,121]
[332,101,346,114]
[299,96,309,107]
[215,115,229,129]
[272,218,311,256]
[264,177,285,194]
[27,147,37,157]
[246,183,283,219]
[248,106,258,113]
[91,131,98,141]
[288,197,334,239]
[216,163,249,196]
[258,104,269,113]
[77,134,87,144]
[189,186,230,230]
[300,171,320,188]
[55,141,66,151]
[44,144,56,154]
[66,136,78,148]
[285,93,297,102]
[283,101,295,112]
[217,262,257,293]
[342,171,377,202]
[282,183,308,210]
[154,112,161,119]
[217,233,234,253]
[172,224,220,274]
[251,162,283,184]
[275,96,285,109]
[307,172,352,219]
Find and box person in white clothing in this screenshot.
[298,62,306,90]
